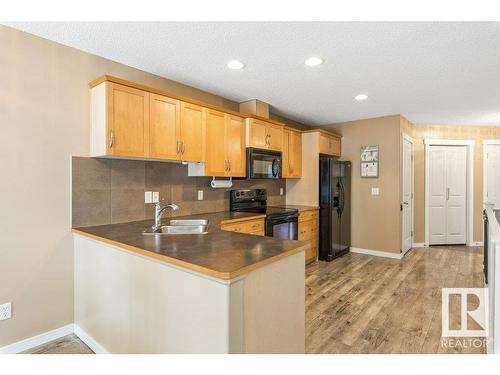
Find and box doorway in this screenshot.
[483,141,500,209]
[401,133,414,255]
[425,140,474,246]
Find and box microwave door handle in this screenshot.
[271,159,279,177]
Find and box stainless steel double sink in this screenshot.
[143,219,208,235]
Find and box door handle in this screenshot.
[108,130,114,148]
[403,201,409,205]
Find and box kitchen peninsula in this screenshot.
[73,211,307,354]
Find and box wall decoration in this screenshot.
[360,145,379,178]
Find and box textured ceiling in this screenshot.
[5,22,500,126]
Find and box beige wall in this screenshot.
[326,116,402,254]
[0,25,296,347]
[401,119,500,243]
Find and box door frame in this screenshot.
[424,139,475,247]
[483,140,500,209]
[401,133,414,255]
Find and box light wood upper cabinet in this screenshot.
[149,94,180,160]
[225,115,246,177]
[200,112,246,177]
[319,133,341,156]
[106,82,150,157]
[282,128,302,178]
[247,119,269,149]
[205,109,227,176]
[267,123,283,151]
[180,102,205,162]
[245,118,284,151]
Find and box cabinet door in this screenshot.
[282,129,292,178]
[225,115,246,177]
[205,109,227,176]
[248,119,269,149]
[149,94,180,160]
[330,136,341,156]
[291,131,302,177]
[267,123,283,151]
[107,82,149,157]
[319,134,331,155]
[180,102,204,162]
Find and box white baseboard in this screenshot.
[0,324,74,354]
[350,247,403,260]
[74,324,108,354]
[470,241,483,247]
[412,242,427,248]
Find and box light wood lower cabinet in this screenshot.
[298,209,319,263]
[221,218,265,236]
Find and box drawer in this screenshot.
[298,219,318,241]
[299,210,318,223]
[221,218,264,234]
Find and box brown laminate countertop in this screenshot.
[72,211,308,280]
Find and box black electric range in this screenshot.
[230,189,298,240]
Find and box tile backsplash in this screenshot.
[72,157,286,227]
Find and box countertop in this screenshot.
[281,205,319,212]
[73,211,308,280]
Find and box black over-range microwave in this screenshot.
[246,148,282,179]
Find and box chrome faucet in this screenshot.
[152,202,180,231]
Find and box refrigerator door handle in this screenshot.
[338,180,345,216]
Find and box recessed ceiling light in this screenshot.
[226,60,245,70]
[355,94,368,101]
[305,57,324,67]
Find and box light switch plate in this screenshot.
[280,187,284,196]
[152,192,160,203]
[197,190,204,201]
[0,302,12,321]
[144,191,152,204]
[371,187,380,196]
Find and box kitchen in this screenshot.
[2,18,500,365]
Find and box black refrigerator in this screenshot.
[318,156,351,261]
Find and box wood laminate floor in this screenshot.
[28,245,485,354]
[306,245,486,354]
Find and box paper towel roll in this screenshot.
[210,179,233,189]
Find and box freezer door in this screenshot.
[339,162,351,252]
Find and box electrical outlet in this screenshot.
[152,192,160,203]
[371,187,380,196]
[197,190,204,201]
[0,302,12,321]
[145,191,152,204]
[280,187,284,196]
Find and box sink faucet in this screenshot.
[152,202,179,231]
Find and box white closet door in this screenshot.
[486,144,500,208]
[402,137,413,254]
[429,147,447,244]
[429,145,467,245]
[445,147,467,244]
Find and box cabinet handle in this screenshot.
[181,141,185,155]
[108,130,114,148]
[229,160,232,172]
[269,134,272,146]
[447,187,450,201]
[176,140,180,154]
[265,134,269,145]
[224,160,228,172]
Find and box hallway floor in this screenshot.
[306,245,486,354]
